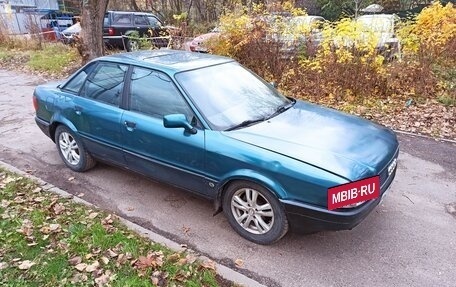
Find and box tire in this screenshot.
[55,125,96,172]
[223,180,289,245]
[126,38,139,52]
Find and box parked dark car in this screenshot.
[33,50,399,244]
[59,11,175,51]
[103,11,172,51]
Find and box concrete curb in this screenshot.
[393,129,456,144]
[0,160,267,287]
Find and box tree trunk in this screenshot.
[79,0,109,64]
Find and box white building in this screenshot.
[0,0,62,34]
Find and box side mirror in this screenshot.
[163,114,197,134]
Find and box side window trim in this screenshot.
[121,64,133,110]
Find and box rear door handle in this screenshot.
[124,121,136,131]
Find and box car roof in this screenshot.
[96,50,234,74]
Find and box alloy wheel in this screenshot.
[58,132,80,166]
[231,187,275,234]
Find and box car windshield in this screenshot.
[175,62,291,131]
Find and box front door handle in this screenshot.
[124,121,136,131]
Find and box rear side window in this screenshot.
[112,13,132,25]
[62,63,96,94]
[103,13,109,26]
[80,62,128,106]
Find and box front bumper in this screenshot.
[282,156,398,234]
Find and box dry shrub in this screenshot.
[209,1,455,107]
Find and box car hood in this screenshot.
[224,100,398,181]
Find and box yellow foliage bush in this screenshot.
[398,2,456,58]
[210,1,453,105]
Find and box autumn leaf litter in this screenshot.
[0,171,223,286]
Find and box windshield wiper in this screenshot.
[225,117,266,131]
[267,99,296,120]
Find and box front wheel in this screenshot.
[55,125,96,172]
[223,181,289,245]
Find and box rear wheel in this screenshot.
[223,180,289,245]
[126,38,139,52]
[55,125,96,172]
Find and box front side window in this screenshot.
[79,62,127,106]
[147,16,161,29]
[134,15,148,25]
[129,67,192,119]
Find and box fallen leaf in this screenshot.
[88,212,99,219]
[68,256,82,266]
[167,253,180,262]
[77,193,84,197]
[71,273,88,283]
[185,254,197,264]
[32,187,42,193]
[0,262,8,270]
[182,226,191,235]
[234,258,244,268]
[75,263,87,272]
[40,226,50,234]
[200,259,216,270]
[101,256,109,265]
[52,203,66,215]
[95,274,110,286]
[135,252,164,270]
[174,270,189,281]
[18,260,35,270]
[106,249,118,258]
[85,261,100,272]
[68,177,75,181]
[17,219,33,236]
[49,223,61,232]
[33,197,45,203]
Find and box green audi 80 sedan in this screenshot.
[33,50,399,244]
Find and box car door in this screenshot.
[121,66,209,196]
[69,61,128,165]
[133,14,151,36]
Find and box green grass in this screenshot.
[0,170,224,287]
[27,44,79,74]
[0,49,13,61]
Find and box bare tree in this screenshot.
[79,0,109,63]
